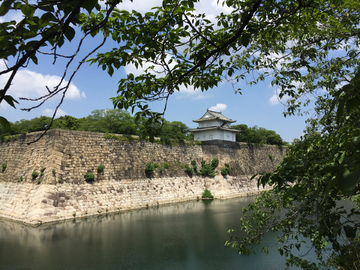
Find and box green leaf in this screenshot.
[338,152,346,164]
[241,34,251,47]
[337,167,360,195]
[352,136,360,145]
[0,0,14,16]
[0,116,11,130]
[64,26,76,41]
[3,95,18,108]
[81,0,98,13]
[107,66,114,77]
[344,225,357,240]
[20,4,36,18]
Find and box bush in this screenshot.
[1,163,6,172]
[184,164,193,175]
[199,164,216,177]
[202,189,214,199]
[162,162,170,169]
[84,172,95,181]
[153,162,160,169]
[52,169,56,176]
[268,154,273,161]
[3,135,13,143]
[97,164,104,172]
[40,167,46,173]
[191,160,197,173]
[328,237,360,269]
[221,164,232,176]
[31,171,39,180]
[145,162,155,177]
[211,157,219,168]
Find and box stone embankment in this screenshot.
[0,129,285,225]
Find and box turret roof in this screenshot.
[192,109,236,123]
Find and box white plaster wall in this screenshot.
[223,130,236,142]
[198,120,223,128]
[194,129,236,142]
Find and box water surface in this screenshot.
[0,197,316,269]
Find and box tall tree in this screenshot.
[79,109,138,135]
[232,124,285,145]
[88,0,360,131]
[226,71,360,269]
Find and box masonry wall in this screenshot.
[0,129,286,225]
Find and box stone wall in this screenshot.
[0,129,285,225]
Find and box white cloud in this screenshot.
[42,108,66,118]
[209,103,227,112]
[269,89,281,105]
[0,62,84,111]
[81,92,87,98]
[0,10,23,24]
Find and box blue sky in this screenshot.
[0,0,312,142]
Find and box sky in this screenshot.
[0,0,314,142]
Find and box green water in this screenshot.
[0,197,315,269]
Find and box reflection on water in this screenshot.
[0,197,318,270]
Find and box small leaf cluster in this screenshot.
[84,172,95,181]
[221,164,231,176]
[1,163,6,172]
[31,171,39,180]
[145,162,155,177]
[97,164,104,173]
[184,164,193,175]
[199,158,218,177]
[201,189,214,199]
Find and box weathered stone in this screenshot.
[0,129,284,224]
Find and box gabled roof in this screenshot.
[193,109,236,123]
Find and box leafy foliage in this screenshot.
[199,158,217,177]
[191,160,197,173]
[232,124,286,146]
[221,164,231,176]
[162,162,170,170]
[97,164,104,173]
[1,163,6,172]
[153,163,160,169]
[84,172,94,181]
[31,171,38,180]
[0,109,194,144]
[226,70,360,269]
[201,189,214,199]
[83,0,360,137]
[184,164,193,175]
[145,162,155,177]
[0,0,120,131]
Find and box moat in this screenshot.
[0,197,321,270]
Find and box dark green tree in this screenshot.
[232,124,285,145]
[79,109,138,135]
[226,71,360,269]
[52,115,83,130]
